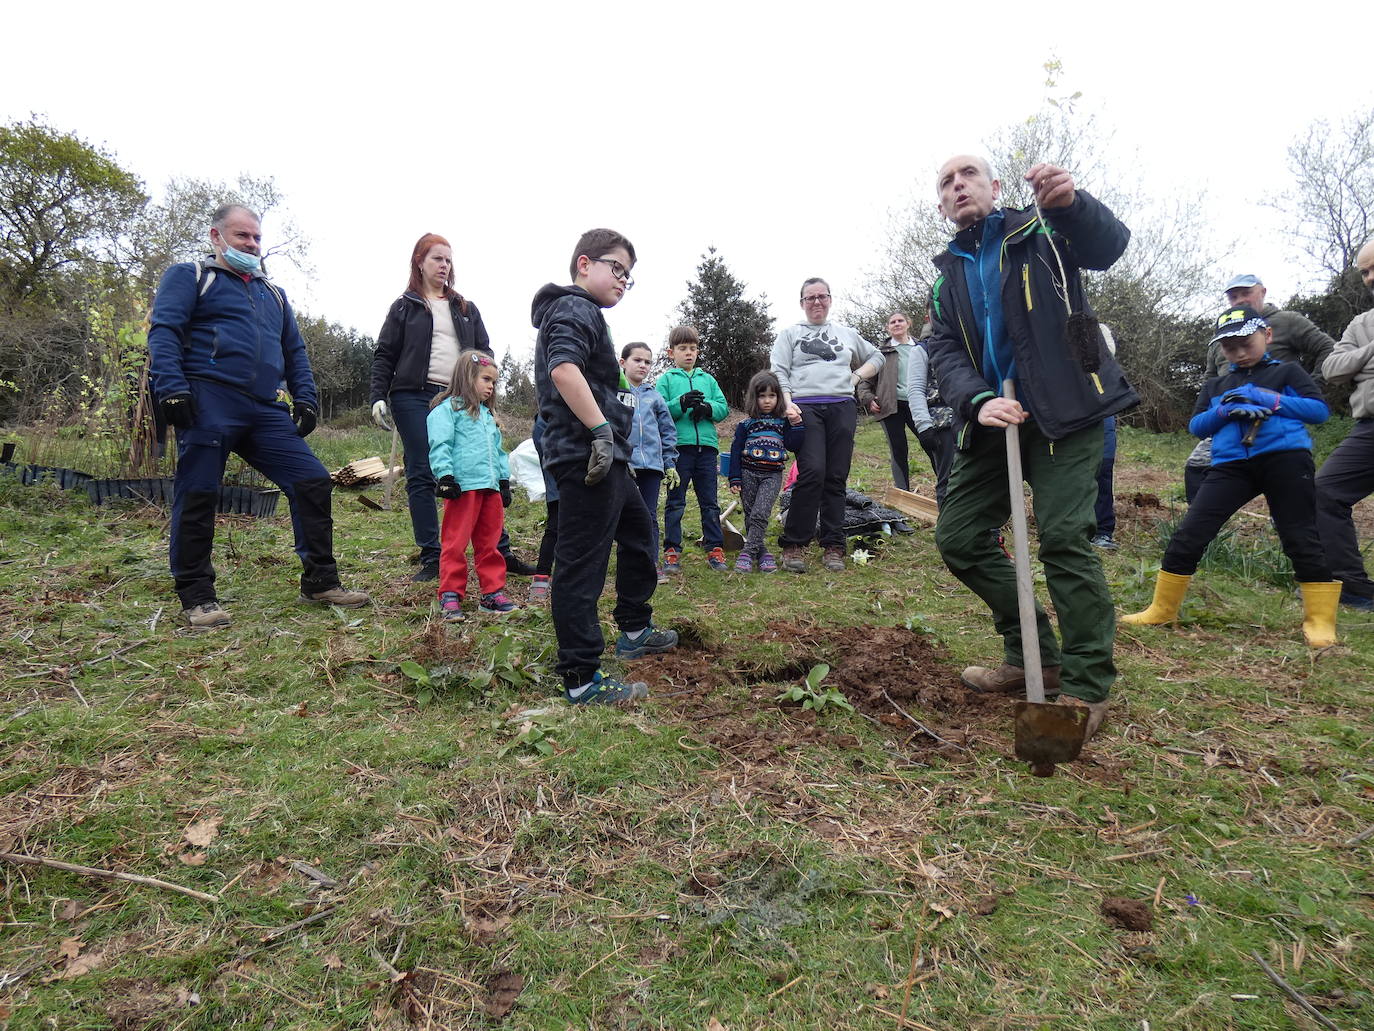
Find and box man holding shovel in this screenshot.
[927,155,1137,739]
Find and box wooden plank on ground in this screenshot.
[882,486,939,525]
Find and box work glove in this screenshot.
[585,422,614,485]
[680,390,704,414]
[917,428,938,451]
[160,392,196,430]
[499,479,512,508]
[435,475,461,499]
[1219,402,1271,420]
[664,467,680,490]
[292,403,318,437]
[689,400,712,422]
[371,399,392,431]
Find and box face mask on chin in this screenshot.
[216,235,261,275]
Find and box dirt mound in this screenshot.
[1101,896,1153,930]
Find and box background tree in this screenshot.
[676,247,774,407]
[498,350,536,412]
[0,116,146,305]
[296,315,374,418]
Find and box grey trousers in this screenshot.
[740,466,783,559]
[1316,419,1374,599]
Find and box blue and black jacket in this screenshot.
[148,260,317,407]
[1189,357,1328,464]
[927,191,1138,445]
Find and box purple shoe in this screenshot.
[758,552,778,573]
[479,591,518,614]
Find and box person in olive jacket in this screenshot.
[369,233,530,581]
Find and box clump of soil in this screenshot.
[1101,896,1153,931]
[971,895,1000,916]
[1131,492,1162,509]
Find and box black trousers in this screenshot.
[1315,418,1374,598]
[782,401,856,548]
[1163,450,1329,581]
[878,401,919,490]
[550,462,657,686]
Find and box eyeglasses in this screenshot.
[802,293,831,304]
[590,257,635,289]
[469,353,495,366]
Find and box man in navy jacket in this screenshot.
[927,155,1137,739]
[148,204,368,628]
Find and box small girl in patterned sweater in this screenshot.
[727,371,805,572]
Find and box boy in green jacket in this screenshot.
[656,325,730,572]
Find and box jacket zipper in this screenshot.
[1022,264,1033,311]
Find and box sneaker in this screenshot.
[565,671,648,705]
[706,547,728,571]
[734,552,754,573]
[528,575,551,603]
[615,623,679,659]
[781,545,807,573]
[662,547,682,575]
[758,552,778,574]
[657,565,670,585]
[301,585,371,607]
[412,562,439,583]
[961,662,1061,699]
[822,546,846,572]
[1340,591,1374,611]
[479,591,518,614]
[1090,533,1118,551]
[182,601,230,629]
[503,553,537,576]
[439,591,464,622]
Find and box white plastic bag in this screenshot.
[508,437,545,503]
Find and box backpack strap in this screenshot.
[188,259,284,312]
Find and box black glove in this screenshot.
[918,428,938,451]
[292,403,317,437]
[689,399,712,422]
[680,390,704,413]
[435,475,461,499]
[586,422,614,485]
[161,393,196,430]
[499,479,512,508]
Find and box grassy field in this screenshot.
[1,416,1371,1030]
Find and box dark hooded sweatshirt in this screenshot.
[531,283,636,474]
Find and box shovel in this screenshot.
[381,424,401,510]
[1002,380,1088,776]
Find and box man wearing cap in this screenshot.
[1315,238,1374,611]
[1184,274,1338,500]
[927,154,1137,740]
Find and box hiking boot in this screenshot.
[821,546,846,572]
[439,591,464,622]
[961,662,1061,699]
[781,545,807,573]
[615,623,679,659]
[301,585,371,608]
[1090,533,1118,551]
[758,552,778,574]
[1340,590,1374,612]
[412,562,439,583]
[706,547,728,571]
[1057,694,1109,741]
[479,591,518,614]
[565,671,649,705]
[734,552,754,573]
[503,553,536,576]
[182,601,230,629]
[528,575,551,603]
[662,547,682,575]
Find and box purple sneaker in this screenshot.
[439,591,464,622]
[734,552,753,573]
[479,591,518,614]
[758,552,778,573]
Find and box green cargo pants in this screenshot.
[934,419,1115,703]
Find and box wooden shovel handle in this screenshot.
[1002,381,1046,704]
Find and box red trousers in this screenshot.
[438,490,506,599]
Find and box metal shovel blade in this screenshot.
[1014,700,1088,777]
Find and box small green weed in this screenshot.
[775,662,854,714]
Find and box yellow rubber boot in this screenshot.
[1299,581,1341,647]
[1121,571,1192,625]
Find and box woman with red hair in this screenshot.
[370,234,505,582]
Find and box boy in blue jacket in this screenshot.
[1123,306,1341,645]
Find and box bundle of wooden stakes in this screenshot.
[333,457,402,487]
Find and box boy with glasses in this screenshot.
[531,229,677,704]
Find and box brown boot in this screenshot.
[960,662,1061,698]
[781,545,807,573]
[1056,694,1109,741]
[301,585,371,608]
[821,546,846,572]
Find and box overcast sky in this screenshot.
[4,1,1367,363]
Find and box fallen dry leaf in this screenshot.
[174,987,201,1007]
[483,971,524,1018]
[322,953,343,970]
[61,949,105,979]
[58,938,84,960]
[179,851,207,867]
[706,1019,729,1031]
[56,899,87,921]
[183,816,222,847]
[929,902,956,920]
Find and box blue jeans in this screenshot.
[389,385,445,567]
[1095,415,1117,536]
[663,445,722,550]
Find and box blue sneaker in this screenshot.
[565,671,649,704]
[479,591,518,614]
[1340,591,1374,611]
[615,623,679,659]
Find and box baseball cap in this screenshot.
[1224,273,1263,291]
[1211,305,1269,344]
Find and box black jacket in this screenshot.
[369,291,491,403]
[928,191,1139,444]
[531,284,635,475]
